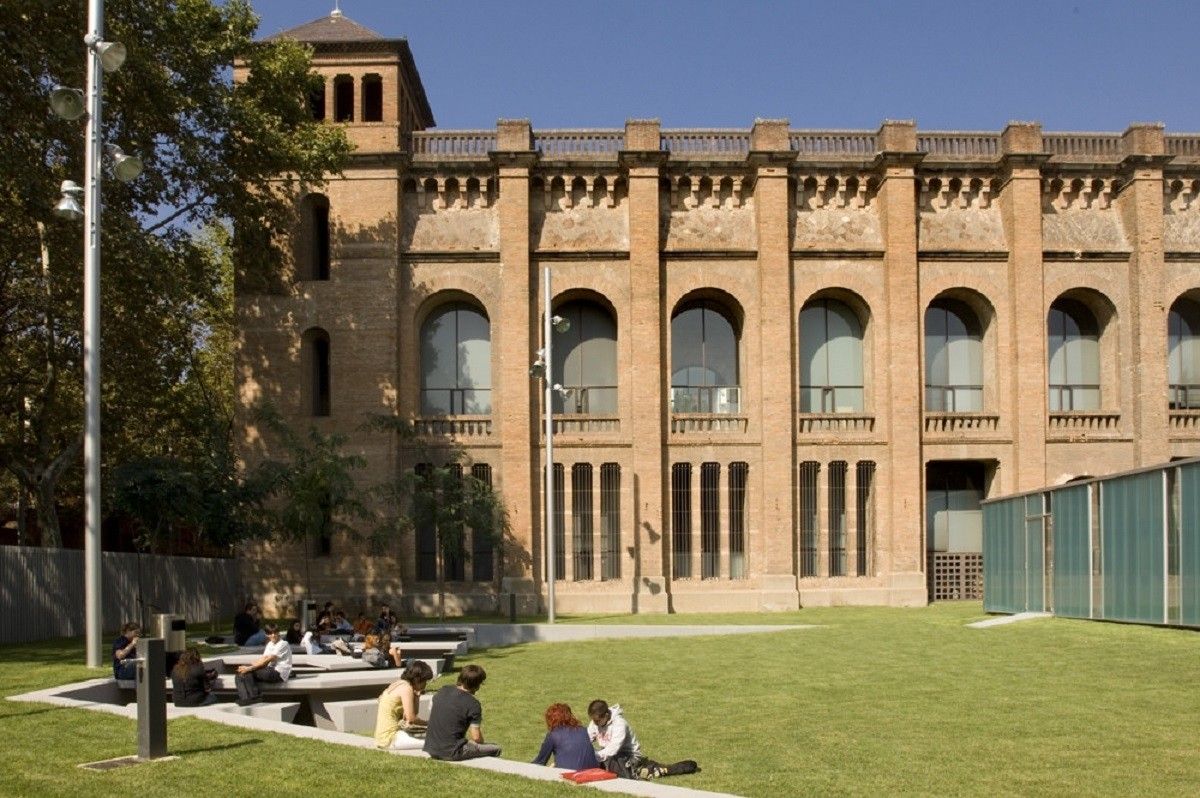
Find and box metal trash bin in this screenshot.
[152,613,187,654]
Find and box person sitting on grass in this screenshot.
[374,660,434,750]
[362,632,403,668]
[171,647,218,707]
[587,699,699,780]
[422,664,501,761]
[532,702,600,771]
[234,623,292,705]
[111,622,141,681]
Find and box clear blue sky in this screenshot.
[250,0,1200,133]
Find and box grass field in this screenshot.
[2,603,1197,797]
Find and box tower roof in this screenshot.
[268,12,384,43]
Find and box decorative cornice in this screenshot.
[618,150,669,169]
[399,251,500,263]
[791,249,885,260]
[533,251,630,261]
[1042,250,1130,262]
[661,250,758,260]
[919,250,1009,262]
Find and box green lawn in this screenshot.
[2,603,1198,797]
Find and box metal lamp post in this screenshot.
[531,266,569,624]
[51,0,139,667]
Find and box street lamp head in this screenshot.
[54,180,84,221]
[529,360,546,379]
[553,384,573,398]
[551,314,571,334]
[49,86,85,120]
[106,144,143,182]
[93,40,127,73]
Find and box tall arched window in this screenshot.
[361,74,383,122]
[420,303,491,414]
[1048,298,1101,411]
[799,298,864,412]
[671,301,739,413]
[297,194,330,281]
[302,327,331,417]
[925,298,983,412]
[552,300,617,414]
[1169,297,1200,408]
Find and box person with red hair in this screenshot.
[531,703,601,771]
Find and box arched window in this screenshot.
[799,298,864,412]
[1048,298,1101,411]
[297,194,330,281]
[925,298,983,412]
[671,301,739,413]
[308,80,326,121]
[552,300,617,414]
[333,74,354,122]
[420,303,491,414]
[361,74,382,122]
[302,328,331,417]
[1169,297,1200,408]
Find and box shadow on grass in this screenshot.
[0,705,70,720]
[171,738,264,756]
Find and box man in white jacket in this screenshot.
[587,699,701,780]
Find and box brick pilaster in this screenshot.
[621,119,670,611]
[1120,124,1171,465]
[750,119,800,607]
[1000,121,1050,491]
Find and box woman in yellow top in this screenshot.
[374,660,434,749]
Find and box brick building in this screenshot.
[235,13,1200,615]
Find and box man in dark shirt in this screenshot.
[423,664,501,760]
[111,622,140,680]
[233,603,266,647]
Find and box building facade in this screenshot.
[235,14,1200,615]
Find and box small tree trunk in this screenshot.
[34,478,62,548]
[436,537,446,624]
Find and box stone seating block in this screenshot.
[216,701,301,724]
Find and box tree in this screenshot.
[0,0,351,545]
[368,416,513,622]
[254,403,369,602]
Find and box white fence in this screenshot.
[0,546,240,644]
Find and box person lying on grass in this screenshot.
[532,703,601,771]
[586,699,699,780]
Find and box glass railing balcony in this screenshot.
[1048,384,1100,412]
[1169,384,1200,409]
[552,385,618,414]
[420,388,492,415]
[670,386,741,414]
[799,385,864,413]
[925,384,984,413]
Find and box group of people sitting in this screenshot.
[372,663,699,781]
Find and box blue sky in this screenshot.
[250,1,1200,133]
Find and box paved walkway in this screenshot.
[967,611,1053,628]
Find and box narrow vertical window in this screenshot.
[443,464,465,582]
[572,464,594,580]
[361,74,383,122]
[470,464,494,583]
[701,462,720,578]
[925,298,983,412]
[297,194,331,281]
[600,463,621,580]
[799,462,820,576]
[855,461,876,577]
[729,462,748,579]
[313,200,330,281]
[308,80,326,121]
[333,74,354,122]
[671,463,692,579]
[304,329,331,417]
[829,461,847,576]
[415,463,436,581]
[553,463,565,581]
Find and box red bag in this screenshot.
[561,768,618,784]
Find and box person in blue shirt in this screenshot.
[532,702,601,771]
[111,622,140,680]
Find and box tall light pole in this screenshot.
[530,265,569,624]
[50,0,138,667]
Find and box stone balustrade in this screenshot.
[411,416,492,438]
[796,413,876,434]
[670,414,749,434]
[917,131,1000,158]
[924,413,1001,434]
[1047,411,1121,435]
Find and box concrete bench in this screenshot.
[215,701,301,724]
[317,692,434,733]
[217,653,446,677]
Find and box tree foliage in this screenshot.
[0,0,350,545]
